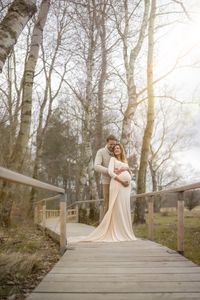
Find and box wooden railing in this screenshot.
[67,199,104,223]
[1,166,200,255]
[133,181,200,254]
[0,167,66,255]
[37,208,77,221]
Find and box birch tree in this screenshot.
[0,0,50,226]
[9,0,50,172]
[111,0,150,152]
[80,0,99,201]
[66,0,102,201]
[29,1,71,213]
[134,0,156,223]
[0,0,37,72]
[95,0,109,151]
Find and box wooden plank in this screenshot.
[52,261,196,267]
[57,255,187,262]
[31,281,200,293]
[49,267,200,274]
[42,273,200,282]
[27,293,200,300]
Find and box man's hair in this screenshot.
[106,134,117,142]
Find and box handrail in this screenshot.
[133,181,200,199]
[0,166,64,194]
[0,166,66,254]
[67,198,104,209]
[36,195,61,204]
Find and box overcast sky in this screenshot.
[155,0,200,179]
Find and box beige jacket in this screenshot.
[94,146,113,184]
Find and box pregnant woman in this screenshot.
[74,143,137,243]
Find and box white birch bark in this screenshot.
[134,0,156,223]
[96,1,107,151]
[120,0,150,151]
[29,18,68,213]
[0,0,50,227]
[0,0,37,72]
[10,0,50,171]
[79,0,99,201]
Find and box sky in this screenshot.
[155,0,200,179]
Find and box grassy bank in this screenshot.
[0,223,60,299]
[133,208,200,265]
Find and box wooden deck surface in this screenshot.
[27,225,200,300]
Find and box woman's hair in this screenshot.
[113,143,127,162]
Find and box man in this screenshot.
[94,135,117,215]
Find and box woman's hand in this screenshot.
[114,166,129,175]
[114,176,129,187]
[121,180,129,187]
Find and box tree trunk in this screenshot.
[120,0,150,152]
[134,0,156,224]
[10,0,50,171]
[96,2,107,151]
[149,160,157,192]
[149,159,161,212]
[79,1,99,202]
[0,0,37,72]
[95,2,108,196]
[0,0,50,227]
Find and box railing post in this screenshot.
[75,203,79,223]
[42,202,46,232]
[60,193,67,255]
[99,203,104,223]
[34,204,38,225]
[38,204,42,223]
[148,196,154,240]
[177,191,184,255]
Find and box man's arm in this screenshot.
[94,150,108,175]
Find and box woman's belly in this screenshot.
[118,171,131,182]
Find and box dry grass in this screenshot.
[0,223,60,299]
[0,252,41,280]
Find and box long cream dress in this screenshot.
[69,157,137,243]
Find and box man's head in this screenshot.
[106,134,117,152]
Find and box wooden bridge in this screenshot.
[26,218,200,300]
[1,166,200,300]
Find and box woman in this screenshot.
[69,143,137,243]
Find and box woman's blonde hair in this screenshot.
[113,143,127,163]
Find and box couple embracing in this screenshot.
[69,135,137,243]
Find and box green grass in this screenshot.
[133,208,200,265]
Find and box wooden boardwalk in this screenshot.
[27,224,200,300]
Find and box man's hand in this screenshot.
[114,166,129,175]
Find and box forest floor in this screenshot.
[134,207,200,266]
[0,223,60,300]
